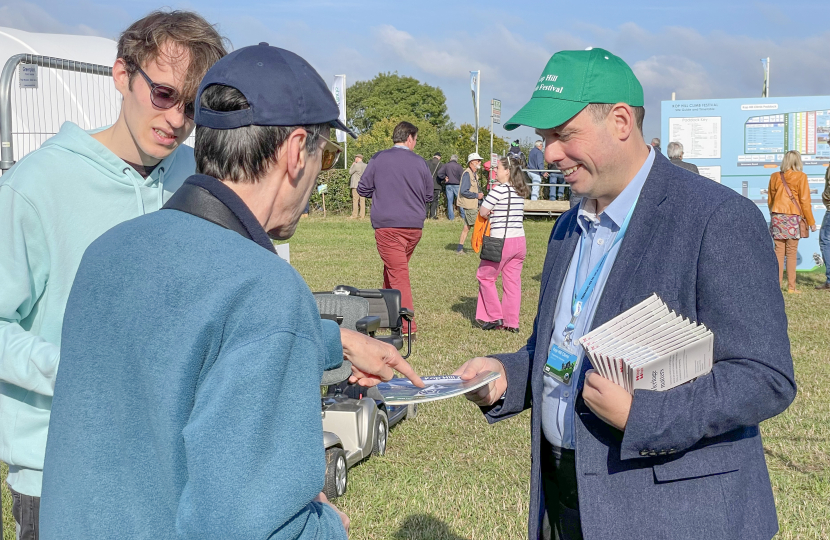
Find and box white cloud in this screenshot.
[370,20,830,138]
[632,56,713,101]
[373,24,492,79]
[0,2,103,36]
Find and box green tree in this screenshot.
[347,73,451,135]
[350,116,444,163]
[450,124,510,165]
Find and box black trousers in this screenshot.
[428,187,442,218]
[541,441,583,540]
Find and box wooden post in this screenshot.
[322,192,327,218]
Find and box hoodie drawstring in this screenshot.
[157,167,165,211]
[125,166,166,215]
[125,167,145,216]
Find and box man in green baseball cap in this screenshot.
[454,48,795,540]
[505,47,647,210]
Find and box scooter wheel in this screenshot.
[324,447,348,499]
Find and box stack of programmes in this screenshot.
[578,294,714,394]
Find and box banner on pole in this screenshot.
[331,75,347,143]
[760,58,769,98]
[470,71,480,127]
[490,153,499,181]
[492,99,501,124]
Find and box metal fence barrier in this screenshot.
[0,54,121,172]
[0,53,195,174]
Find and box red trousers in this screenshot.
[374,228,422,333]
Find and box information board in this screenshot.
[662,96,829,271]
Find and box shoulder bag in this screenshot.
[779,171,809,238]
[480,186,512,262]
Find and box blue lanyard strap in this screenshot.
[562,202,637,344]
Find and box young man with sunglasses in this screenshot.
[0,12,226,538]
[39,43,422,539]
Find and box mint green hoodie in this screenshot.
[0,122,195,496]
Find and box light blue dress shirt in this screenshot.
[541,148,655,450]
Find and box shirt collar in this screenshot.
[393,144,411,150]
[577,146,655,231]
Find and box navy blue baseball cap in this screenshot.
[195,42,356,138]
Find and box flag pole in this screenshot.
[476,72,481,155]
[343,74,348,167]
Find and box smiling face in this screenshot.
[114,43,195,164]
[537,108,618,203]
[537,103,648,212]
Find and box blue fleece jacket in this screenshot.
[0,122,193,497]
[40,205,346,539]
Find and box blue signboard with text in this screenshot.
[662,96,829,270]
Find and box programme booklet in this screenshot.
[376,372,501,404]
[578,294,713,394]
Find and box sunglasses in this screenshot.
[317,133,342,171]
[134,66,195,120]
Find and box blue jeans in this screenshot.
[549,173,564,200]
[445,184,459,220]
[528,172,541,201]
[819,211,830,284]
[9,484,39,540]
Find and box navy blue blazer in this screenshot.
[486,152,796,540]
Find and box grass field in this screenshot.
[2,215,828,539]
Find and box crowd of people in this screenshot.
[0,8,817,540]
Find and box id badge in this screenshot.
[544,344,578,384]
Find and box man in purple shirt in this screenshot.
[357,121,433,336]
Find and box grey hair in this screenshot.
[195,84,327,183]
[535,140,543,147]
[666,142,684,159]
[651,137,660,146]
[450,154,458,162]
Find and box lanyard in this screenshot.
[562,201,637,345]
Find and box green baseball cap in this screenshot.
[504,48,644,131]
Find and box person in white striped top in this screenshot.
[475,155,531,332]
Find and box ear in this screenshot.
[608,103,636,141]
[279,128,309,184]
[112,58,131,97]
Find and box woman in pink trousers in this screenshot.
[475,156,530,332]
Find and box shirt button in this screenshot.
[563,391,570,398]
[596,238,604,245]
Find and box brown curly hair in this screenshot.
[117,10,229,106]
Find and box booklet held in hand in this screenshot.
[578,294,713,395]
[376,372,501,405]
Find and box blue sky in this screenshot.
[2,0,828,143]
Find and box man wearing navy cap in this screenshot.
[455,48,795,540]
[40,43,422,539]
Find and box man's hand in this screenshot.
[314,492,349,533]
[582,369,632,431]
[477,192,484,199]
[452,357,507,406]
[340,328,424,387]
